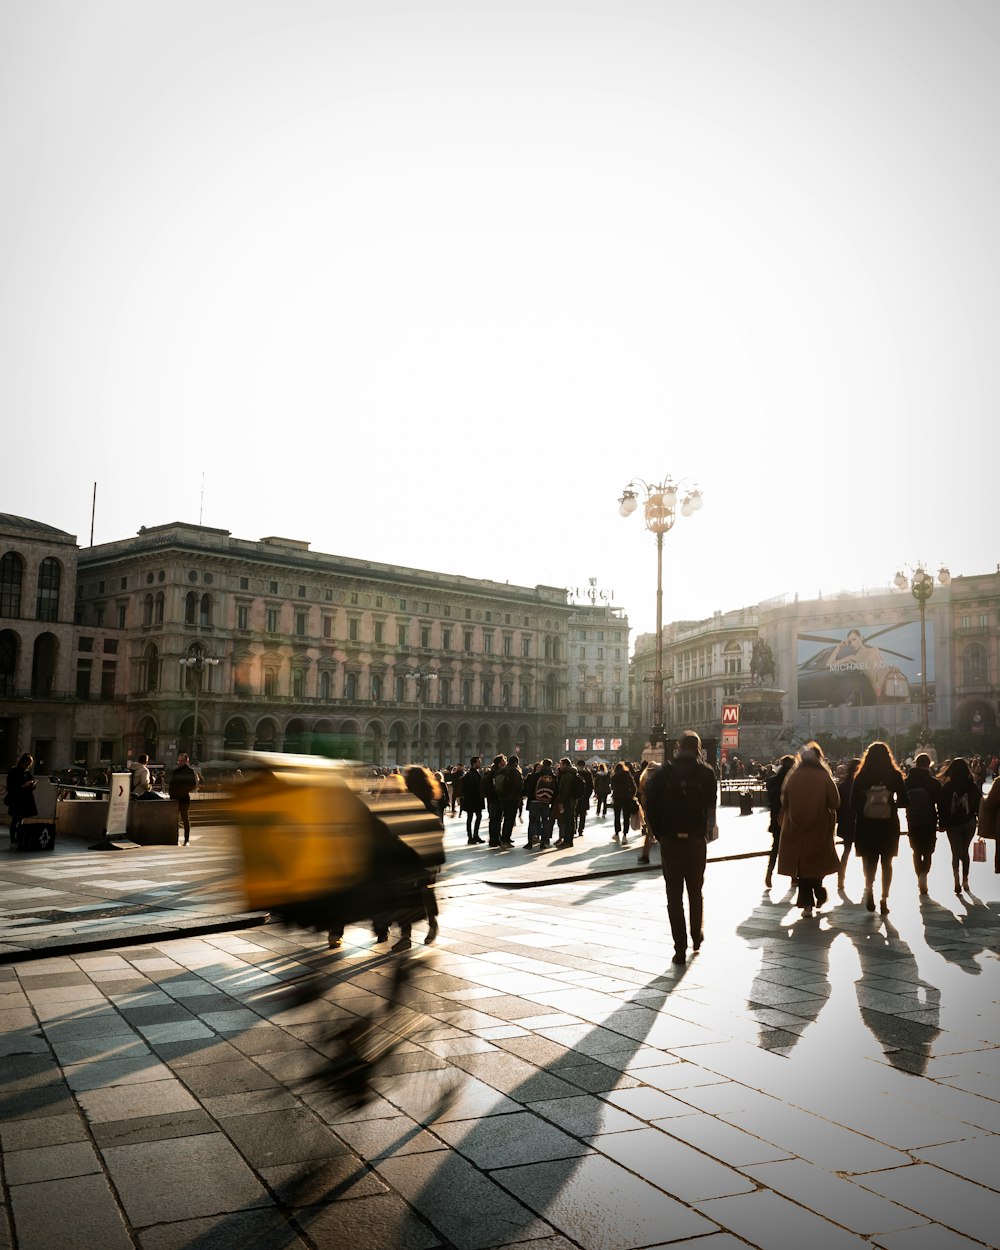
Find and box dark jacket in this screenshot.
[851,769,907,857]
[939,777,982,831]
[4,765,37,819]
[903,766,943,847]
[168,764,199,802]
[462,766,484,812]
[644,754,717,839]
[835,775,858,845]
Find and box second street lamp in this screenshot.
[179,652,220,761]
[894,564,950,746]
[618,476,703,756]
[407,668,437,764]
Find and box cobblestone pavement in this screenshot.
[1,812,999,1249]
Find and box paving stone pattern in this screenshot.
[0,813,999,1247]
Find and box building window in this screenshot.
[117,604,127,629]
[185,591,198,624]
[482,679,492,706]
[461,680,471,706]
[375,596,382,608]
[397,623,407,646]
[723,642,742,675]
[348,618,359,641]
[439,677,450,705]
[503,634,513,657]
[79,636,93,652]
[155,592,164,624]
[240,577,249,590]
[442,628,452,650]
[345,672,358,700]
[76,659,92,699]
[522,635,531,658]
[350,592,359,605]
[464,630,473,653]
[483,632,494,654]
[269,580,278,594]
[95,604,105,627]
[298,585,306,598]
[324,589,332,601]
[295,611,307,636]
[266,607,280,633]
[323,615,333,639]
[374,621,384,645]
[520,685,530,708]
[501,682,512,707]
[101,661,116,700]
[399,599,406,610]
[395,675,406,702]
[292,669,305,698]
[465,608,471,619]
[237,605,250,630]
[199,594,212,627]
[104,639,118,654]
[420,626,430,648]
[485,611,492,622]
[371,674,383,701]
[143,594,153,626]
[264,667,277,696]
[36,558,61,622]
[319,670,332,700]
[962,643,988,686]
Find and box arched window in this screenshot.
[319,670,332,700]
[145,642,159,692]
[371,674,383,701]
[345,671,358,700]
[143,594,154,626]
[292,669,305,698]
[185,591,198,624]
[723,642,742,675]
[233,660,253,697]
[520,684,531,709]
[263,667,277,697]
[0,552,23,617]
[36,558,61,622]
[395,675,406,703]
[962,642,989,687]
[199,594,212,627]
[501,682,512,708]
[154,591,164,624]
[482,679,492,707]
[461,680,471,706]
[439,678,451,705]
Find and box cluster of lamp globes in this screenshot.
[617,479,704,532]
[894,567,951,598]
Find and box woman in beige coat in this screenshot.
[777,741,841,915]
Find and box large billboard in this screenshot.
[796,621,932,710]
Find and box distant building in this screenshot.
[565,599,631,760]
[74,522,575,769]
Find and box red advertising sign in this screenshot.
[574,738,588,753]
[722,704,740,726]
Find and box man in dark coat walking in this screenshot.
[644,731,718,966]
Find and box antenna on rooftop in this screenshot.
[199,473,205,525]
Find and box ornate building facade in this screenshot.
[564,600,631,760]
[74,522,574,769]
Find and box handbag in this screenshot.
[972,838,987,863]
[629,806,642,831]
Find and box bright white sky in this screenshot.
[2,1,996,641]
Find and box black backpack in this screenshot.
[906,786,934,835]
[658,762,708,835]
[572,770,587,802]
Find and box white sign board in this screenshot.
[107,771,132,837]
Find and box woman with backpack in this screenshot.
[937,757,982,895]
[592,764,611,818]
[850,741,907,914]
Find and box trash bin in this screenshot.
[128,799,181,845]
[738,789,754,816]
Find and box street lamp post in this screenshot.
[894,565,950,746]
[179,652,220,761]
[618,477,703,756]
[407,668,437,764]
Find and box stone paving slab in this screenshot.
[1,846,999,1248]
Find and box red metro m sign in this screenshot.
[721,704,740,726]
